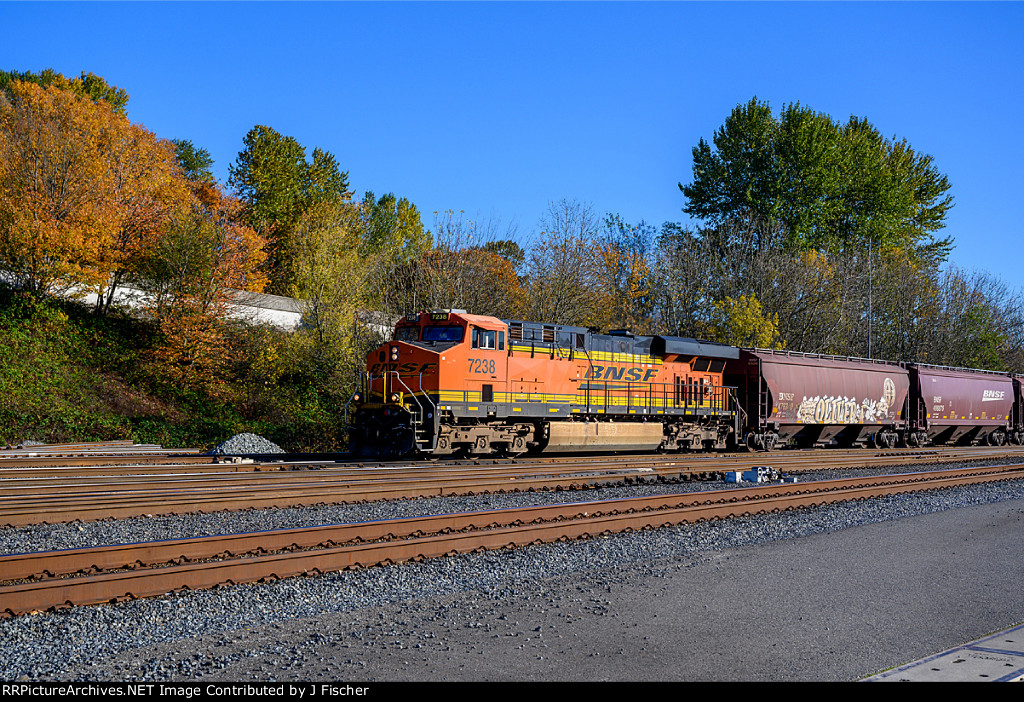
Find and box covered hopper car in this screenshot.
[347,310,1024,457]
[727,349,910,450]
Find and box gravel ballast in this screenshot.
[2,460,1023,681]
[209,434,285,456]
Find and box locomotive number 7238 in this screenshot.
[469,358,496,374]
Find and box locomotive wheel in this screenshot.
[508,435,528,456]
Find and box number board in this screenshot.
[430,312,450,321]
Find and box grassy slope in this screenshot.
[0,288,343,451]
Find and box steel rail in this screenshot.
[2,462,1019,581]
[2,464,1022,617]
[3,444,1024,474]
[4,447,1024,527]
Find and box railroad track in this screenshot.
[5,443,1024,526]
[2,462,1022,618]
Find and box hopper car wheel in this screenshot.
[987,430,1006,446]
[745,432,777,452]
[875,431,897,449]
[745,432,758,452]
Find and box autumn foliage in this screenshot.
[0,76,268,397]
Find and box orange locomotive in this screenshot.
[348,310,741,457]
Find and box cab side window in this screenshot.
[471,328,498,350]
[470,327,505,350]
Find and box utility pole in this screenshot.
[868,237,872,359]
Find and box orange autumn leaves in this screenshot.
[0,79,268,393]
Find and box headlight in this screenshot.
[389,393,401,403]
[390,347,399,361]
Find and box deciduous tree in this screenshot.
[137,186,268,395]
[0,80,118,297]
[228,126,350,293]
[681,98,954,261]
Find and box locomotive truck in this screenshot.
[347,310,1022,457]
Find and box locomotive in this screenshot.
[347,310,1024,457]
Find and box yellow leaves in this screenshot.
[707,294,784,350]
[0,79,194,297]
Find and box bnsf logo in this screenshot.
[585,366,660,382]
[369,362,437,374]
[982,389,1005,401]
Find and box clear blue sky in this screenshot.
[2,2,1022,288]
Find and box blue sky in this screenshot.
[2,1,1022,288]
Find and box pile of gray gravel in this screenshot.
[209,433,285,456]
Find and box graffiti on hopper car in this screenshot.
[795,377,897,424]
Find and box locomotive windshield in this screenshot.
[423,325,464,342]
[393,326,419,341]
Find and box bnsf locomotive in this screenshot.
[347,310,1024,457]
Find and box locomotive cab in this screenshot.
[348,310,515,457]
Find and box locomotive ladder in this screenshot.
[409,404,432,450]
[386,370,438,452]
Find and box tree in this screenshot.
[0,79,192,308]
[288,200,369,395]
[360,191,430,262]
[705,294,783,349]
[519,200,606,327]
[172,139,215,184]
[136,186,268,395]
[94,120,194,314]
[228,125,350,293]
[681,97,954,261]
[596,215,656,332]
[0,80,114,297]
[0,69,129,115]
[376,210,523,319]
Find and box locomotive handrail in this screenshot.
[342,374,368,427]
[385,370,437,451]
[573,380,736,415]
